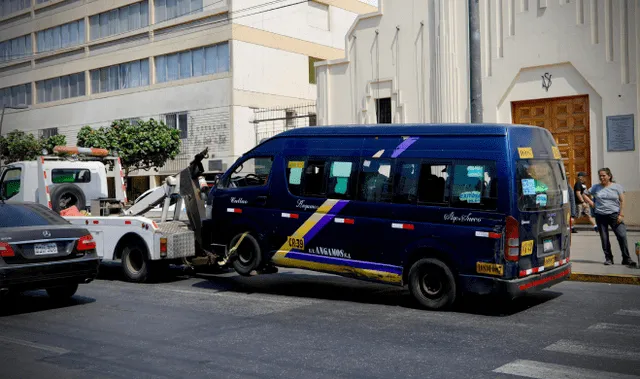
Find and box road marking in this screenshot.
[544,340,640,361]
[492,359,640,379]
[615,309,640,317]
[0,335,69,355]
[588,323,640,335]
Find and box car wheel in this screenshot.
[408,258,457,310]
[122,242,149,282]
[230,233,262,276]
[46,284,78,301]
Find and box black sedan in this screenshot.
[0,201,100,300]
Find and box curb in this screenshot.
[569,272,640,285]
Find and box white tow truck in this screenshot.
[0,146,217,282]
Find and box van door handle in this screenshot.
[255,195,268,206]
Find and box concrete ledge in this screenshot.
[569,272,640,285]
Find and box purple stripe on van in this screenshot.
[391,137,419,158]
[304,200,349,242]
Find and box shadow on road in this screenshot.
[97,262,192,284]
[191,270,563,316]
[0,291,95,317]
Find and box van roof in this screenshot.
[272,123,536,139]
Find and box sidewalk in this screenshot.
[568,228,640,285]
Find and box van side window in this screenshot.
[359,159,393,203]
[394,160,419,204]
[450,162,497,209]
[418,164,450,204]
[328,160,354,199]
[286,160,305,196]
[303,159,327,197]
[226,157,273,188]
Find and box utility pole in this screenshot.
[0,104,29,136]
[468,0,483,123]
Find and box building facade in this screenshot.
[316,0,640,225]
[0,0,377,199]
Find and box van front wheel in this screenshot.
[408,258,457,310]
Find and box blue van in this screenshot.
[204,124,572,310]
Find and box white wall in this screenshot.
[317,0,469,126]
[480,0,639,202]
[230,0,359,50]
[2,77,233,160]
[232,40,317,100]
[232,105,258,160]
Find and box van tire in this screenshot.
[408,258,457,310]
[230,233,262,276]
[50,183,86,213]
[121,241,150,283]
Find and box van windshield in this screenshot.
[516,160,566,211]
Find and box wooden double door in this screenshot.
[512,95,592,188]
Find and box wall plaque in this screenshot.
[606,114,635,152]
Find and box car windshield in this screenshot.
[516,160,567,211]
[0,203,70,228]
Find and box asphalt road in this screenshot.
[1,265,639,379]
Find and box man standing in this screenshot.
[573,171,598,233]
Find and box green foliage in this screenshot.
[0,130,43,163]
[77,119,181,175]
[40,134,67,155]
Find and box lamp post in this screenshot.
[0,104,29,137]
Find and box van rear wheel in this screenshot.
[408,258,457,310]
[229,233,262,276]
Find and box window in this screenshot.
[164,112,188,139]
[155,42,229,83]
[36,20,85,53]
[0,168,21,200]
[418,163,450,204]
[155,0,202,23]
[359,158,393,203]
[36,72,85,103]
[41,127,58,138]
[0,83,31,107]
[375,97,392,124]
[451,162,497,209]
[517,160,563,211]
[224,157,273,188]
[0,34,32,63]
[0,203,69,228]
[0,0,30,18]
[328,160,354,199]
[286,159,304,196]
[51,169,91,184]
[393,160,419,204]
[303,159,327,197]
[89,1,149,40]
[90,59,149,94]
[308,57,321,84]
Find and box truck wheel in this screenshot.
[122,242,150,282]
[230,233,262,276]
[50,184,86,213]
[46,284,78,301]
[408,258,457,310]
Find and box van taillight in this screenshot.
[505,216,520,261]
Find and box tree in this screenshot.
[0,131,68,164]
[0,130,42,163]
[77,119,181,176]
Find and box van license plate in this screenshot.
[544,255,555,268]
[34,243,58,255]
[543,238,554,252]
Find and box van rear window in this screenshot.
[516,160,566,211]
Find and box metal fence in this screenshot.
[253,103,316,143]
